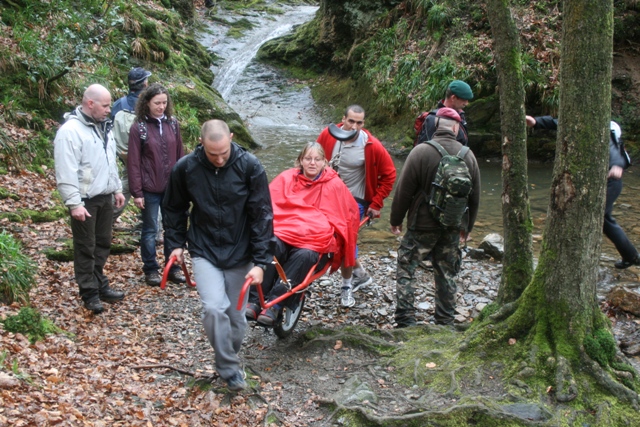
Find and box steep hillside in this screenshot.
[258,0,640,155]
[0,0,255,171]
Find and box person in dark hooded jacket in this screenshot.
[526,115,640,268]
[163,119,274,391]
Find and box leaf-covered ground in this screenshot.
[2,170,640,426]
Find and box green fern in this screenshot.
[0,231,36,305]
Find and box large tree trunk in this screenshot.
[538,0,612,344]
[486,0,534,304]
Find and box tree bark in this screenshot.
[486,0,534,304]
[536,0,613,349]
[469,0,639,406]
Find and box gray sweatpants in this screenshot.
[193,257,251,380]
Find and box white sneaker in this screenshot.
[351,272,372,292]
[341,286,355,307]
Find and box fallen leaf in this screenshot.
[334,340,342,350]
[425,362,437,369]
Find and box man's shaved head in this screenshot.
[201,120,231,143]
[200,120,234,168]
[82,84,112,122]
[83,84,110,104]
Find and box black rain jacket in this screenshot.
[533,116,630,170]
[163,142,275,269]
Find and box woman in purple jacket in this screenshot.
[127,83,185,286]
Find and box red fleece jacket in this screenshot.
[316,125,396,212]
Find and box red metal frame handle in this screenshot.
[161,255,196,290]
[237,277,266,311]
[359,212,374,229]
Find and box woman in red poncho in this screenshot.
[247,142,360,325]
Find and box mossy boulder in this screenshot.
[258,19,325,72]
[171,84,256,148]
[168,0,195,22]
[258,0,401,73]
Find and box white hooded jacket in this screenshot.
[54,106,122,209]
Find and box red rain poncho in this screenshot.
[269,167,360,272]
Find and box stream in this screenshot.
[198,4,640,265]
[196,2,640,373]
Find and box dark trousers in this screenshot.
[395,229,461,325]
[604,178,638,262]
[250,237,318,304]
[70,194,114,302]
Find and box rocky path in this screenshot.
[1,170,640,426]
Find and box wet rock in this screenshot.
[454,314,467,323]
[622,344,640,356]
[467,248,487,260]
[607,284,640,316]
[455,307,470,317]
[416,302,432,311]
[501,403,553,422]
[332,375,378,404]
[467,285,484,293]
[479,233,504,261]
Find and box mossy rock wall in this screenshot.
[172,84,255,148]
[259,0,401,73]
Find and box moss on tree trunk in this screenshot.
[468,0,640,409]
[486,0,534,304]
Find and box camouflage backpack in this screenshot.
[426,140,473,228]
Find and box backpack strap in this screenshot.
[168,117,179,135]
[426,140,449,158]
[138,120,148,144]
[427,140,470,161]
[457,146,470,160]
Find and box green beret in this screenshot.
[448,80,474,100]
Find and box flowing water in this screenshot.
[199,4,640,263]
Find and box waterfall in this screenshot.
[211,6,318,100]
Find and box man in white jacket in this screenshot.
[54,84,126,314]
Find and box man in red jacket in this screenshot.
[317,105,396,306]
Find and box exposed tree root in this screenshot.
[444,367,461,398]
[302,330,401,354]
[580,353,640,409]
[413,358,421,385]
[488,301,518,322]
[315,397,537,427]
[131,363,196,377]
[554,356,578,402]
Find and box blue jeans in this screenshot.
[140,191,176,274]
